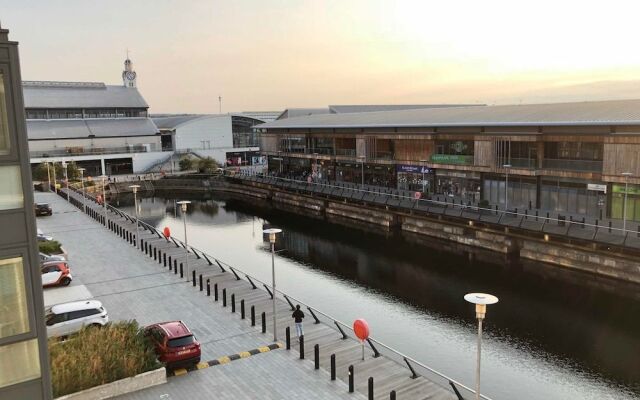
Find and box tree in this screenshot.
[198,157,219,173]
[64,161,80,181]
[32,163,50,181]
[179,156,193,171]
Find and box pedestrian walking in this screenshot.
[292,304,305,337]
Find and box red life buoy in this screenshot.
[163,227,171,238]
[353,319,370,341]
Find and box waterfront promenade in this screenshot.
[36,192,364,400]
[39,190,461,399]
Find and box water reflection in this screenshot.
[116,193,640,400]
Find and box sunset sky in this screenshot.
[2,0,640,113]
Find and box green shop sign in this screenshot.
[430,154,474,165]
[612,184,640,195]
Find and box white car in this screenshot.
[46,300,109,338]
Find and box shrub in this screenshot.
[198,156,219,173]
[179,157,193,171]
[49,320,160,397]
[39,240,62,254]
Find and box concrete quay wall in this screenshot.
[148,177,640,285]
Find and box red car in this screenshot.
[41,261,72,287]
[145,321,201,368]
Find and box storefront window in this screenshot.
[611,184,640,222]
[0,73,10,156]
[0,257,30,338]
[0,339,41,388]
[0,165,23,210]
[540,179,604,218]
[436,171,481,202]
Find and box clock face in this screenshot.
[125,71,136,81]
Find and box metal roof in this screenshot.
[152,113,268,130]
[328,104,482,114]
[276,108,331,120]
[259,99,640,129]
[23,81,149,109]
[27,118,159,140]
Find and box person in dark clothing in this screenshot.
[292,304,305,337]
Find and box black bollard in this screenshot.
[390,390,396,400]
[231,294,236,313]
[314,344,319,369]
[331,354,336,380]
[241,299,245,319]
[163,253,167,267]
[261,312,266,333]
[222,288,227,307]
[368,377,374,400]
[251,306,256,326]
[348,365,354,393]
[206,279,211,296]
[199,274,203,291]
[286,327,291,350]
[153,247,157,261]
[174,260,178,275]
[180,263,184,278]
[300,335,305,359]
[192,270,196,287]
[214,283,219,301]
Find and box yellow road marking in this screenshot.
[173,368,188,376]
[218,356,231,364]
[258,346,270,353]
[196,362,209,370]
[239,351,251,358]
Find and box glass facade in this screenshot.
[0,165,23,210]
[0,257,30,338]
[0,339,41,387]
[483,176,537,210]
[611,184,640,222]
[540,179,605,217]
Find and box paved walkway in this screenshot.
[35,192,363,400]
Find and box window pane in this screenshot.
[0,73,10,155]
[0,257,30,338]
[0,339,41,388]
[0,165,23,209]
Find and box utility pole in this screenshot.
[218,96,222,114]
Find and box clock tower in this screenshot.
[122,57,137,88]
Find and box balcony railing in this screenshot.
[542,159,603,172]
[30,146,163,158]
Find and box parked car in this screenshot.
[144,321,201,368]
[39,252,66,263]
[34,203,52,216]
[36,228,53,242]
[41,261,72,287]
[46,300,109,338]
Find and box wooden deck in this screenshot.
[69,189,460,400]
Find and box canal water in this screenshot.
[115,193,640,400]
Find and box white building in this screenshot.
[25,58,169,175]
[152,113,268,169]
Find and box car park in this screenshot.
[46,300,109,338]
[34,202,52,216]
[39,252,66,263]
[41,261,72,287]
[144,321,201,368]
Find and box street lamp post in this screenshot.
[99,175,108,226]
[358,156,365,186]
[52,162,58,194]
[263,228,282,341]
[45,162,51,191]
[130,185,141,249]
[420,159,428,193]
[177,201,191,279]
[622,172,633,234]
[78,167,86,213]
[62,162,69,202]
[503,164,512,212]
[464,293,499,400]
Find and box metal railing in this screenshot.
[60,185,494,400]
[230,171,640,244]
[30,146,165,158]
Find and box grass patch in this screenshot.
[49,321,161,397]
[39,240,62,254]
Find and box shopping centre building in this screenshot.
[258,100,640,222]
